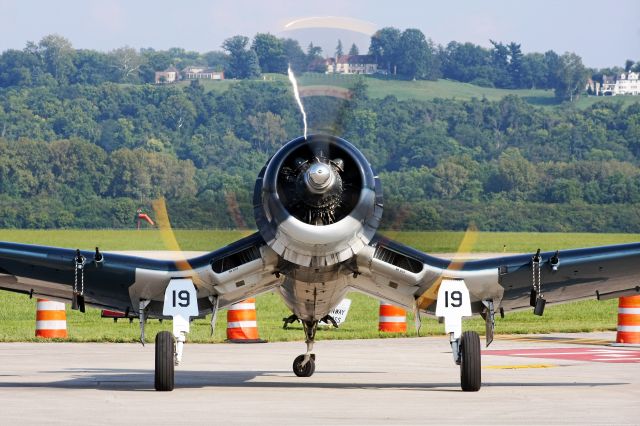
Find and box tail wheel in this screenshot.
[460,331,481,392]
[155,331,175,391]
[293,354,315,377]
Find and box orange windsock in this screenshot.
[378,301,407,333]
[138,213,155,226]
[616,296,640,345]
[226,298,265,343]
[35,299,67,339]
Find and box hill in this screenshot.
[175,73,640,108]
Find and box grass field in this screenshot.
[176,74,640,109]
[0,229,632,343]
[2,228,639,252]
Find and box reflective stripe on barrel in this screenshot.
[35,299,67,338]
[378,301,407,333]
[616,296,640,344]
[227,298,261,341]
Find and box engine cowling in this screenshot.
[254,135,383,267]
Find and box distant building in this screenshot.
[154,67,180,84]
[600,72,639,96]
[154,66,224,84]
[182,66,224,80]
[325,55,378,75]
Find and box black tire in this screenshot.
[293,354,315,377]
[155,331,175,391]
[460,331,481,392]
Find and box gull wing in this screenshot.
[0,232,281,316]
[353,234,640,314]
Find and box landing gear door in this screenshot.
[163,279,199,335]
[435,279,472,339]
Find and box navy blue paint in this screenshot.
[373,234,640,274]
[0,232,265,311]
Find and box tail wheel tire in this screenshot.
[293,354,315,377]
[460,330,481,392]
[155,331,175,391]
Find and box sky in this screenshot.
[0,0,638,68]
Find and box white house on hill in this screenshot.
[326,55,378,75]
[154,66,224,84]
[600,72,639,96]
[154,67,179,84]
[182,66,224,80]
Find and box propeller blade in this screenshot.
[416,224,479,311]
[151,197,192,272]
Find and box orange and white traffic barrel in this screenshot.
[35,299,67,338]
[378,301,407,333]
[226,298,265,343]
[616,296,640,345]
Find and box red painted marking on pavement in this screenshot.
[482,348,640,363]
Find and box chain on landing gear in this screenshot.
[530,249,546,316]
[72,250,86,312]
[293,320,317,377]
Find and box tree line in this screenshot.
[1,32,638,104]
[0,76,639,231]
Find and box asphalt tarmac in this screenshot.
[0,332,638,425]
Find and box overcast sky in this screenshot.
[0,0,638,68]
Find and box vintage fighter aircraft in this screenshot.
[1,134,640,392]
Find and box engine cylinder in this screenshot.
[253,135,383,267]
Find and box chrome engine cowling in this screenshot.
[254,135,383,267]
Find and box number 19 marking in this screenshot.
[445,290,462,308]
[172,290,190,307]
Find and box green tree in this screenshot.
[624,59,634,73]
[109,46,145,82]
[335,39,343,57]
[543,50,561,89]
[0,49,42,87]
[160,94,196,132]
[440,41,492,83]
[396,29,436,80]
[248,111,287,151]
[432,160,470,199]
[37,34,76,84]
[71,49,113,84]
[222,35,260,79]
[251,33,286,74]
[521,53,548,89]
[554,52,588,102]
[203,51,228,70]
[489,40,511,88]
[369,27,401,73]
[348,43,359,56]
[507,42,524,88]
[282,39,306,73]
[306,43,324,72]
[487,148,538,199]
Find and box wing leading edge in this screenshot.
[0,232,281,316]
[353,234,640,314]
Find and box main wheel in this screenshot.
[460,330,481,391]
[293,354,315,377]
[155,331,175,391]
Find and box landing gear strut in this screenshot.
[293,320,317,377]
[155,331,175,391]
[451,331,481,392]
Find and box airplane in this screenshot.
[1,133,640,392]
